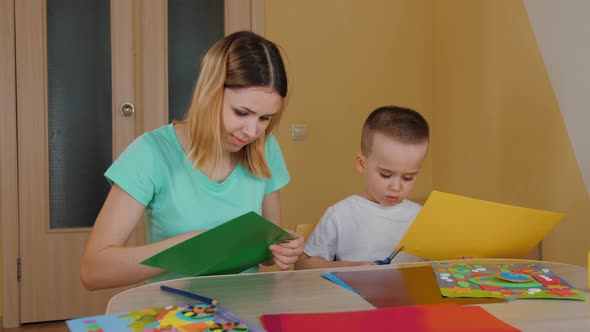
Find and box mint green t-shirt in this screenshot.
[104,123,290,282]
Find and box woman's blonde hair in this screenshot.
[182,31,288,178]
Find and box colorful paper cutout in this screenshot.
[66,303,264,332]
[331,266,506,307]
[261,303,520,332]
[399,191,564,260]
[432,262,586,300]
[141,212,294,276]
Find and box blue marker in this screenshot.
[160,285,219,306]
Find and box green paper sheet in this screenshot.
[141,212,295,277]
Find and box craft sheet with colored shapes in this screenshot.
[261,303,519,332]
[399,191,564,260]
[432,262,586,301]
[66,303,265,332]
[141,212,295,277]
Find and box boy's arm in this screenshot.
[296,205,376,270]
[295,252,375,270]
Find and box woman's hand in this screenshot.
[268,230,304,270]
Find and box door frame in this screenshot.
[0,0,19,328]
[0,0,264,327]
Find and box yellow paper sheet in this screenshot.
[399,191,564,260]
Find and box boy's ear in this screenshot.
[355,153,367,173]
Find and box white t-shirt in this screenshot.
[304,195,425,263]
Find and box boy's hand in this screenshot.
[268,230,304,270]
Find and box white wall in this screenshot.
[524,0,590,195]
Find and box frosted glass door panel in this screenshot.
[46,0,112,229]
[168,0,224,122]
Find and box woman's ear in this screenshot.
[355,153,367,174]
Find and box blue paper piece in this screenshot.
[322,273,361,295]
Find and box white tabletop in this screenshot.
[107,259,590,331]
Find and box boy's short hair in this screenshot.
[361,106,429,155]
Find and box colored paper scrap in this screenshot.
[321,273,361,295]
[141,211,295,276]
[332,265,505,307]
[399,191,563,260]
[260,303,520,332]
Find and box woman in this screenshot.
[81,31,303,290]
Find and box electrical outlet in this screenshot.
[291,123,308,141]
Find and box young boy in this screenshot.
[295,106,429,269]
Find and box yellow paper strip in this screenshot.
[399,191,564,260]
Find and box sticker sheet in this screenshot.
[66,303,264,332]
[432,262,586,301]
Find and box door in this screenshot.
[15,0,142,323]
[8,0,261,325]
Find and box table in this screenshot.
[107,259,590,331]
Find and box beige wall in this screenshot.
[266,0,434,231]
[268,0,589,267]
[431,0,590,267]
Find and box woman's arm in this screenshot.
[261,190,282,225]
[80,184,203,290]
[262,190,304,270]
